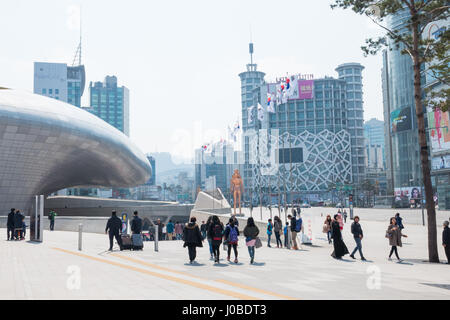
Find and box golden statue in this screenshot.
[230,169,244,215]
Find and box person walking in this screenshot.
[266,219,273,247]
[395,213,404,230]
[283,222,289,248]
[183,217,203,264]
[14,210,24,240]
[442,221,449,264]
[331,214,349,259]
[343,210,348,223]
[323,215,332,244]
[349,216,366,261]
[22,215,27,239]
[224,218,239,263]
[166,220,174,240]
[243,217,259,264]
[205,216,214,260]
[273,216,283,248]
[175,221,183,240]
[105,211,123,251]
[386,217,407,262]
[207,215,224,264]
[200,221,207,240]
[48,210,57,231]
[131,211,142,234]
[7,208,15,241]
[288,214,299,250]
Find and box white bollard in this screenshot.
[154,225,159,252]
[78,223,82,251]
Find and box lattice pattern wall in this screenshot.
[248,130,352,192]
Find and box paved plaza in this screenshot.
[1,207,449,300]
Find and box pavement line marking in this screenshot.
[111,253,298,300]
[215,279,299,300]
[110,253,204,279]
[51,247,259,300]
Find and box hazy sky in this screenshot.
[0,0,383,160]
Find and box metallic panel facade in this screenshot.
[0,89,151,215]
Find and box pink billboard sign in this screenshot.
[298,80,314,99]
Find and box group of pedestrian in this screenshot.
[183,215,260,265]
[7,208,26,241]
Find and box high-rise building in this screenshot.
[424,18,450,209]
[364,118,385,169]
[239,44,366,204]
[382,9,427,199]
[88,76,130,136]
[145,155,156,185]
[33,62,85,107]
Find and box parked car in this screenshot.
[300,202,311,208]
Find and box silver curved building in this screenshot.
[0,88,151,215]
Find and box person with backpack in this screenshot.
[273,216,283,248]
[166,220,175,240]
[207,215,224,264]
[243,217,259,264]
[200,221,207,240]
[395,213,404,230]
[224,218,239,263]
[266,219,273,247]
[183,217,203,264]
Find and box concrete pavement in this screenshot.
[1,216,449,300]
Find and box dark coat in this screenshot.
[106,216,122,233]
[331,220,348,258]
[131,216,142,234]
[387,224,403,247]
[13,212,24,228]
[274,220,282,233]
[351,222,363,238]
[243,225,259,240]
[7,210,15,228]
[442,226,449,246]
[290,217,297,232]
[183,223,203,247]
[208,222,224,244]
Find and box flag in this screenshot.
[247,106,255,123]
[257,103,264,121]
[267,93,275,113]
[286,76,299,99]
[276,81,288,104]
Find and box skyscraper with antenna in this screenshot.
[238,41,265,203]
[67,6,85,107]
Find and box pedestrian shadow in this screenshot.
[227,262,245,266]
[396,260,414,265]
[25,240,42,245]
[420,283,450,290]
[184,262,206,267]
[251,262,266,266]
[213,263,230,267]
[333,257,356,263]
[360,259,375,263]
[400,258,444,265]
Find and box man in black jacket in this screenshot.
[288,214,298,250]
[350,216,366,261]
[14,210,24,240]
[131,211,142,234]
[105,211,123,251]
[7,208,15,240]
[443,221,450,264]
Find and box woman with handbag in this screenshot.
[243,217,260,264]
[386,217,407,262]
[323,215,332,244]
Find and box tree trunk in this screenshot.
[411,17,439,263]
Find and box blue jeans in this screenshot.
[327,231,332,243]
[351,237,364,258]
[207,238,213,255]
[247,246,255,259]
[267,233,272,246]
